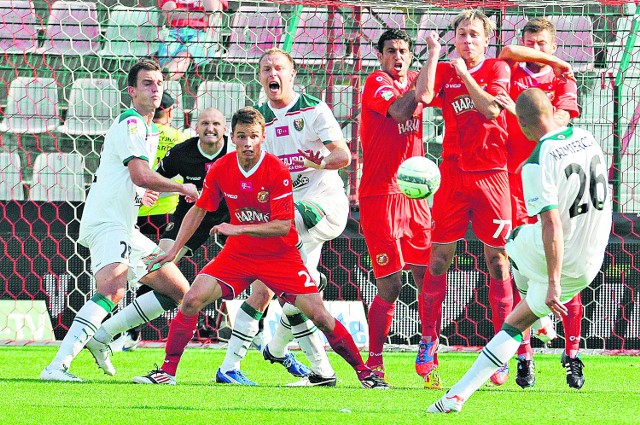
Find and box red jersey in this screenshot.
[506,63,579,173]
[429,59,511,172]
[159,0,228,29]
[196,151,297,256]
[359,70,425,198]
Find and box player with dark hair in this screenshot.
[114,107,232,351]
[41,59,199,381]
[428,88,611,413]
[496,16,583,389]
[358,27,440,386]
[419,9,514,387]
[132,107,389,389]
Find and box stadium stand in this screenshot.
[193,80,247,128]
[0,152,26,201]
[97,5,160,58]
[224,5,284,64]
[290,7,347,67]
[0,0,40,53]
[58,78,121,136]
[29,152,86,202]
[0,77,60,134]
[39,1,100,56]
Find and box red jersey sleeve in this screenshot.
[267,158,295,222]
[427,62,451,109]
[195,161,222,212]
[484,59,511,96]
[362,71,401,118]
[553,78,580,119]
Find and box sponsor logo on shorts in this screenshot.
[257,191,269,203]
[293,118,304,131]
[275,126,289,137]
[376,253,389,266]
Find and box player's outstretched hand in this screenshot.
[494,92,516,116]
[425,30,441,53]
[182,183,199,203]
[146,250,175,271]
[295,149,326,170]
[211,222,243,237]
[545,282,568,316]
[142,190,159,206]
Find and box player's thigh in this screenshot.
[430,166,470,243]
[359,195,405,278]
[181,274,224,314]
[258,250,319,305]
[294,293,332,327]
[141,261,189,303]
[470,170,512,247]
[295,189,348,242]
[402,197,432,266]
[246,280,275,311]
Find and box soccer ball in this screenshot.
[397,156,441,199]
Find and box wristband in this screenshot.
[303,158,326,170]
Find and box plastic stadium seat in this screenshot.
[0,77,60,134]
[193,81,246,128]
[30,152,86,202]
[58,78,121,136]
[98,6,160,58]
[39,1,100,55]
[352,8,406,67]
[164,80,185,130]
[550,15,595,72]
[0,0,39,53]
[225,6,284,63]
[290,8,346,66]
[0,152,25,201]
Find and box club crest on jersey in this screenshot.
[376,253,389,266]
[126,118,137,135]
[257,191,269,203]
[293,118,304,131]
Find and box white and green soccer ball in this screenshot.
[397,156,441,199]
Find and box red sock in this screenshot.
[421,269,447,344]
[489,277,513,334]
[365,295,395,368]
[512,286,533,359]
[161,310,198,376]
[562,293,583,358]
[325,319,368,378]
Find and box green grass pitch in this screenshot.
[1,346,639,424]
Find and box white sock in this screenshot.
[448,328,522,401]
[267,313,293,357]
[283,304,335,377]
[94,291,174,343]
[49,298,111,369]
[219,302,262,373]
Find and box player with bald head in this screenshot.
[428,88,612,413]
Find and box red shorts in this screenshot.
[199,247,318,304]
[359,193,432,279]
[431,161,511,248]
[509,172,537,228]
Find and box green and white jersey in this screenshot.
[256,93,345,201]
[520,126,612,278]
[80,109,160,237]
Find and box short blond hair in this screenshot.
[453,9,495,38]
[259,48,297,70]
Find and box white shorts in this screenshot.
[79,224,161,286]
[506,224,595,317]
[294,188,349,243]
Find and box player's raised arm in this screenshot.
[414,30,441,105]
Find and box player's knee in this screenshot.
[181,291,204,315]
[309,309,333,333]
[246,287,273,311]
[487,252,510,278]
